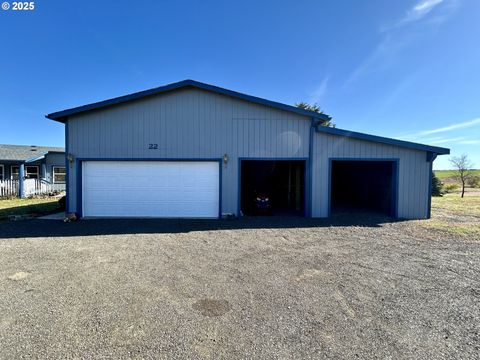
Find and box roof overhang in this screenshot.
[24,150,65,163]
[46,79,332,123]
[316,126,450,156]
[25,152,48,163]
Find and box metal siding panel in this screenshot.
[410,152,420,218]
[422,155,428,217]
[405,152,413,219]
[243,117,249,157]
[411,153,426,217]
[255,119,260,156]
[68,121,76,213]
[420,155,426,216]
[410,152,419,218]
[67,88,310,216]
[311,132,431,219]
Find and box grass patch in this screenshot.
[434,170,459,180]
[434,169,480,181]
[422,220,480,237]
[422,194,480,238]
[0,198,62,218]
[432,193,480,217]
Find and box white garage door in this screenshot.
[82,161,220,218]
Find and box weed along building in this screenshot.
[46,80,449,219]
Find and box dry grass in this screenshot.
[432,193,480,216]
[421,194,480,238]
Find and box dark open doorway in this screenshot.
[240,160,306,216]
[330,160,397,217]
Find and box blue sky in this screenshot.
[0,0,478,169]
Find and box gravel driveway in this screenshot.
[0,216,478,359]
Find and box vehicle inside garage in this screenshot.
[240,160,305,216]
[330,160,397,217]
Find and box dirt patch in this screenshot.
[465,191,480,197]
[7,271,30,281]
[192,299,231,317]
[294,268,332,281]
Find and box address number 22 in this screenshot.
[148,143,158,150]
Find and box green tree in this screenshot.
[295,102,335,127]
[431,172,443,197]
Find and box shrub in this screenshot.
[444,183,459,193]
[431,172,444,196]
[467,175,480,188]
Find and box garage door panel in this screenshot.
[82,161,219,218]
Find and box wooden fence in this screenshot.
[0,180,18,198]
[0,179,66,198]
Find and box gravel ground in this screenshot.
[0,216,479,359]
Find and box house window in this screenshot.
[53,166,66,184]
[26,166,39,179]
[11,165,39,180]
[0,165,4,180]
[11,166,19,180]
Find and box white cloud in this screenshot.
[459,139,480,145]
[344,35,406,88]
[417,118,480,136]
[402,0,444,24]
[345,0,456,88]
[381,0,446,31]
[308,77,329,104]
[428,136,465,144]
[396,118,480,147]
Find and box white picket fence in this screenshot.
[0,179,66,198]
[0,180,18,198]
[25,179,66,196]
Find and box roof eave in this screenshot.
[316,126,450,155]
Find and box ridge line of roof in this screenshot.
[0,143,64,147]
[46,79,332,122]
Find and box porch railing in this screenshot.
[0,179,19,198]
[0,179,65,198]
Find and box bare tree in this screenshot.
[449,154,474,198]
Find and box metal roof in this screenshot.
[0,144,65,162]
[316,126,450,155]
[46,79,332,123]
